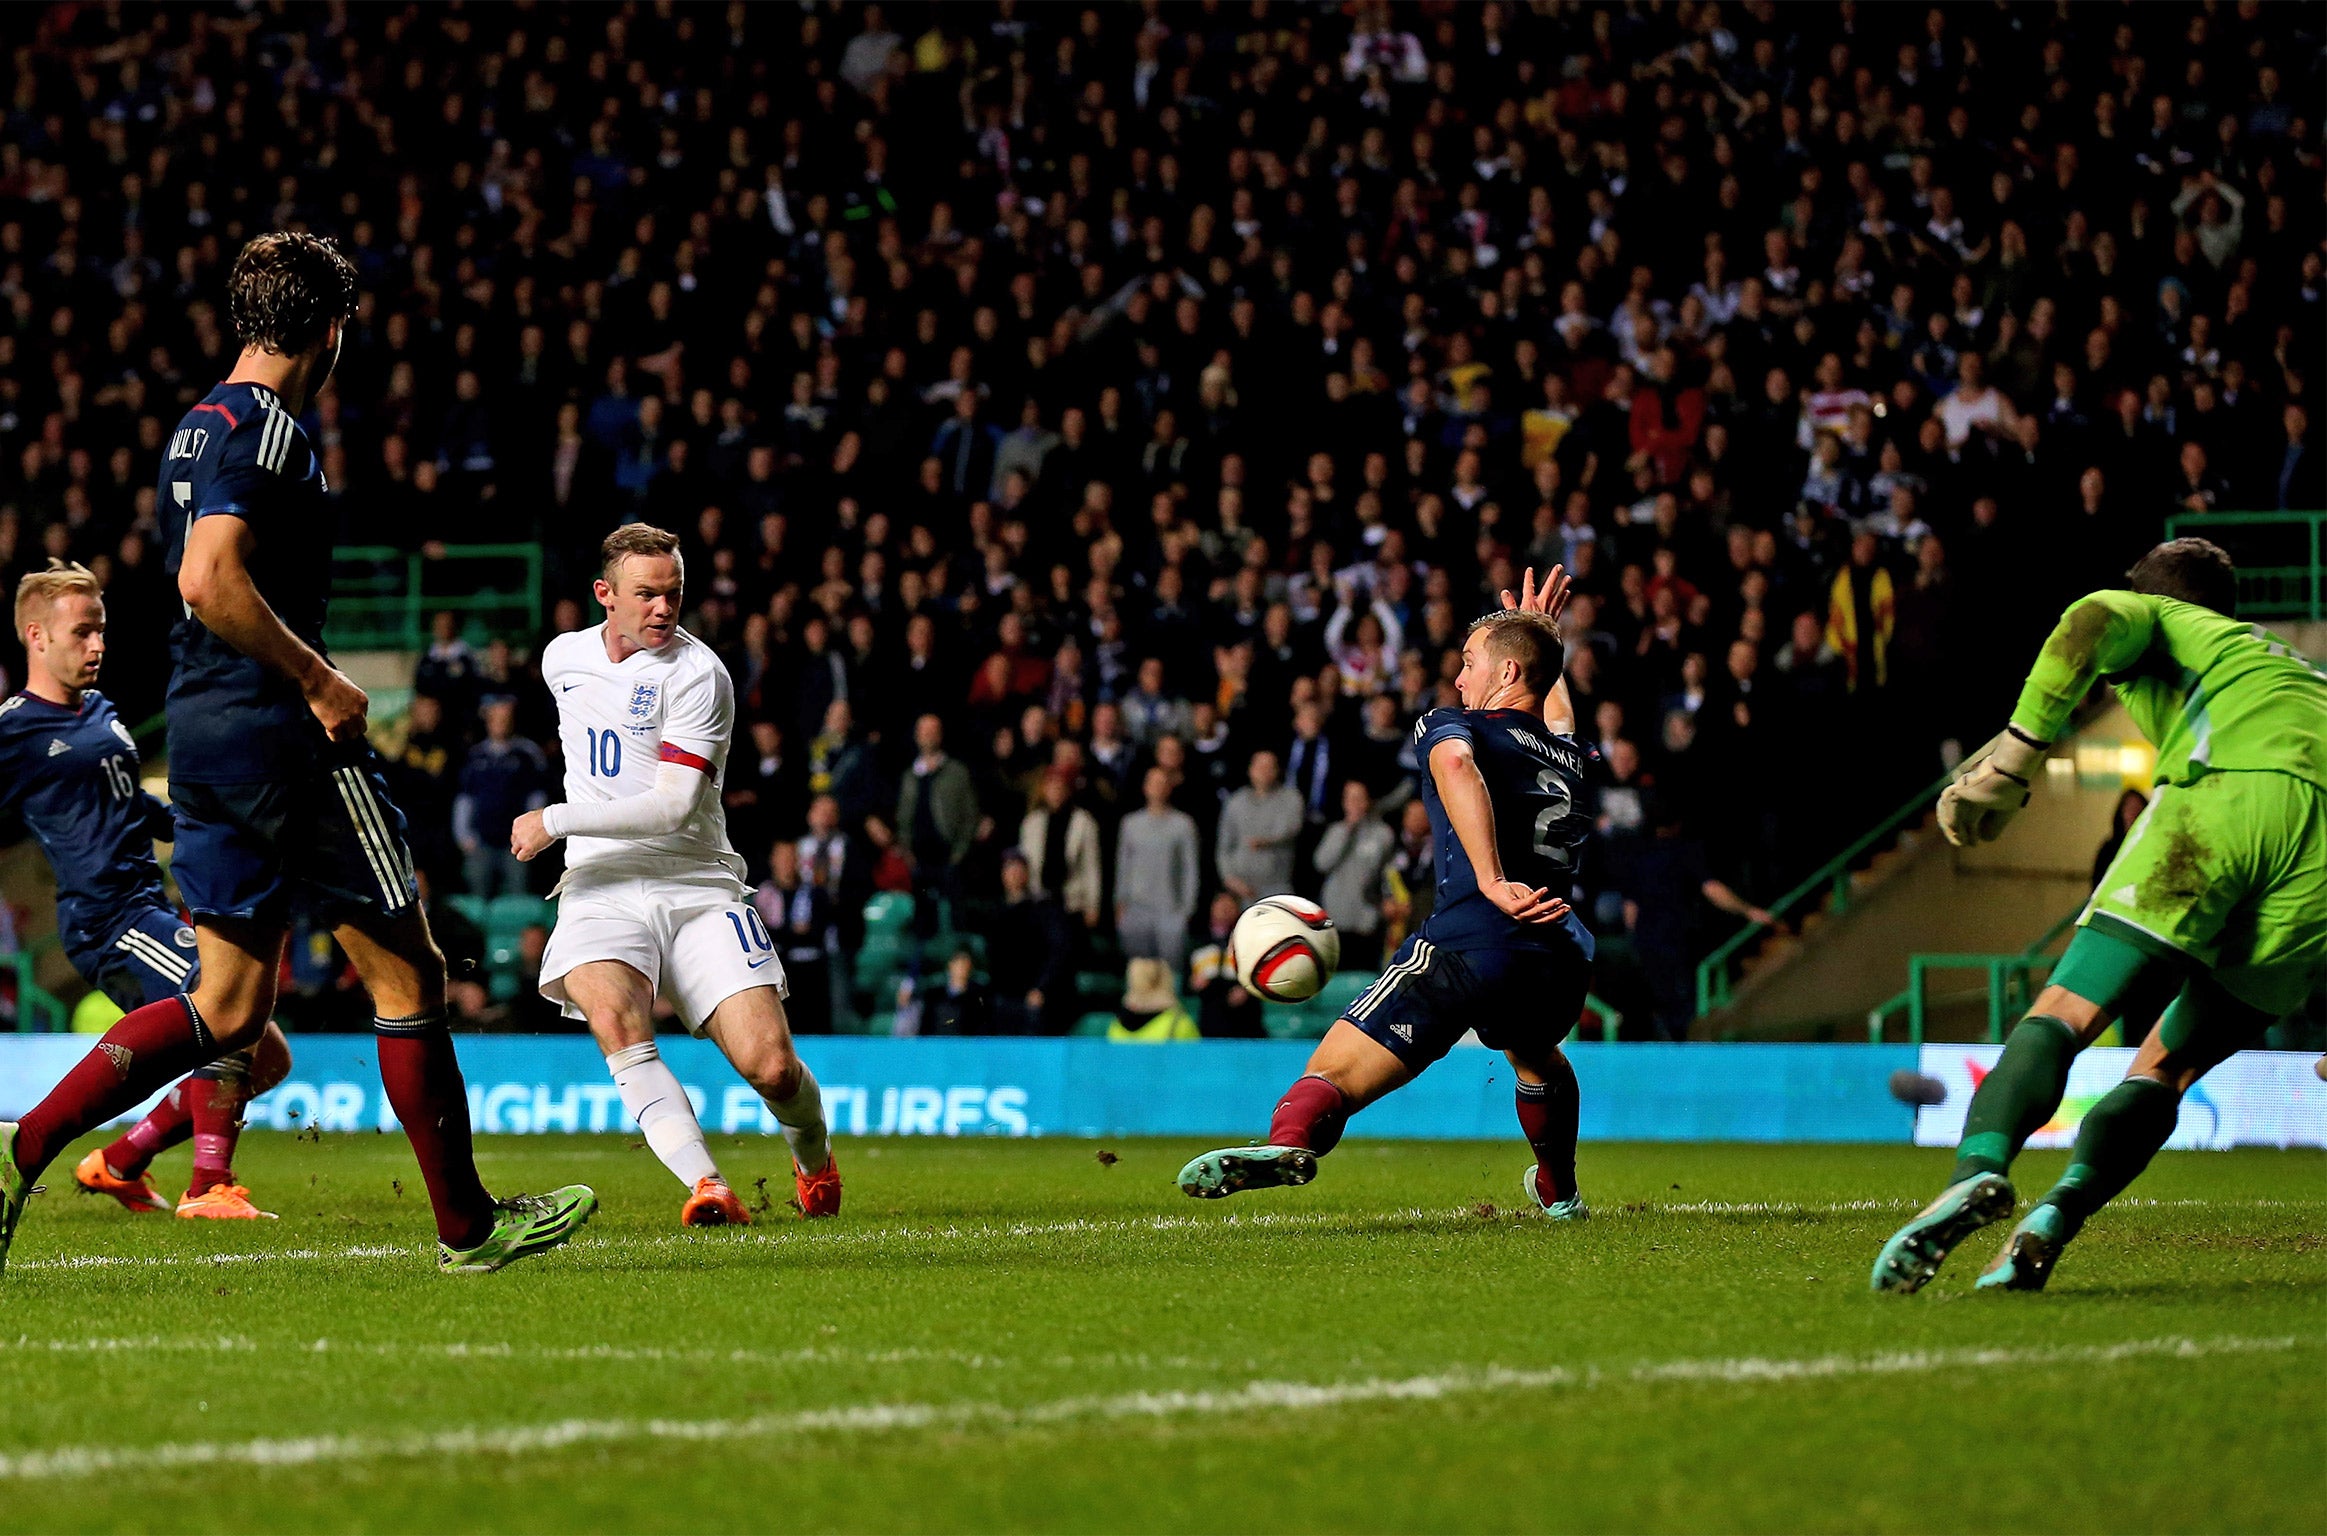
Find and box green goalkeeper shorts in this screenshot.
[2078,769,2327,1019]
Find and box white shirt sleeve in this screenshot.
[660,653,732,769]
[543,760,707,840]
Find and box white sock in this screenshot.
[608,1040,719,1188]
[766,1063,831,1173]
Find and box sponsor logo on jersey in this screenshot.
[627,683,659,721]
[47,738,70,757]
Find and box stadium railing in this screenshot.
[1693,767,1956,1021]
[2162,510,2325,620]
[1863,906,2082,1045]
[323,543,545,651]
[4,948,68,1032]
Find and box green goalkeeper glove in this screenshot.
[1937,726,2048,847]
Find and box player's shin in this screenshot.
[1950,1014,2079,1183]
[1268,1074,1349,1154]
[1515,1056,1580,1204]
[185,1057,253,1198]
[2032,1077,2182,1239]
[13,996,218,1179]
[374,1010,497,1249]
[606,1041,721,1186]
[764,1061,831,1174]
[97,1081,194,1180]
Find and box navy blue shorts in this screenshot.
[88,905,202,1010]
[171,753,419,928]
[1343,932,1592,1071]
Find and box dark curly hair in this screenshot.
[226,231,358,356]
[2127,538,2238,617]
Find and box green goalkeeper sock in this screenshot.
[2034,1077,2182,1240]
[1950,1014,2080,1183]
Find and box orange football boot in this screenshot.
[681,1176,751,1227]
[74,1149,171,1213]
[175,1184,277,1220]
[794,1154,842,1218]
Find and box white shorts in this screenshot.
[539,872,788,1035]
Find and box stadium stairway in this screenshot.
[1700,700,2150,1042]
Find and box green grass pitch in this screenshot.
[2,1131,2318,1533]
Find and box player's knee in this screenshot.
[200,1005,270,1055]
[736,1038,804,1100]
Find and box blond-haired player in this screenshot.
[1,562,293,1218]
[513,525,840,1224]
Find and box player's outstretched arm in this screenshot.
[1938,593,2155,848]
[1426,737,1568,925]
[512,760,709,859]
[179,514,368,742]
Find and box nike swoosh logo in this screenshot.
[746,957,773,970]
[559,683,581,693]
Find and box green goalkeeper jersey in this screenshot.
[2010,590,2327,793]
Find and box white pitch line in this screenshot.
[0,1334,1224,1372]
[12,1195,2316,1273]
[0,1335,2299,1482]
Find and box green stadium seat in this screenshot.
[446,894,488,932]
[863,891,915,937]
[1070,1010,1118,1037]
[1075,970,1125,1007]
[485,893,554,935]
[1311,969,1376,1021]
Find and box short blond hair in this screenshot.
[15,560,102,642]
[1466,609,1563,694]
[599,523,683,583]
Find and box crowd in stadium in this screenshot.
[0,1,2320,1039]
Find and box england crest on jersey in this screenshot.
[627,683,658,722]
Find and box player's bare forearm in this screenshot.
[180,515,367,739]
[1427,738,1567,925]
[1543,674,1578,735]
[2011,590,2154,745]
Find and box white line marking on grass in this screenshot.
[0,1333,1221,1373]
[0,1335,2300,1481]
[15,1196,2316,1273]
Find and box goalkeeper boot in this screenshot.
[0,1123,27,1279]
[1176,1144,1317,1200]
[1976,1202,2072,1293]
[681,1176,751,1227]
[74,1149,172,1213]
[438,1186,598,1274]
[1870,1172,2016,1293]
[1521,1165,1588,1222]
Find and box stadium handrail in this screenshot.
[2161,510,2325,621]
[7,948,69,1032]
[324,543,545,651]
[1865,905,2082,1045]
[1694,766,1957,1020]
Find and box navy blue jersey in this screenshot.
[1412,706,1594,956]
[159,380,334,783]
[0,689,176,973]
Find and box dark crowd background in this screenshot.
[0,1,2321,1039]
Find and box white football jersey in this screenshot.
[542,623,746,887]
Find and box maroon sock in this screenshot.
[99,1081,196,1180]
[1268,1074,1349,1155]
[15,997,214,1180]
[374,1011,495,1248]
[185,1061,253,1198]
[1515,1055,1581,1204]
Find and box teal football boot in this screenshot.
[1176,1145,1317,1199]
[1870,1172,2017,1293]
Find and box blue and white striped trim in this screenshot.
[255,407,297,474]
[1346,939,1436,1021]
[333,766,416,911]
[114,926,193,985]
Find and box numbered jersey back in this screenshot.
[542,623,746,888]
[1411,706,1594,954]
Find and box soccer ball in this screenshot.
[1230,895,1341,1003]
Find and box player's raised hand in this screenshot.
[1498,564,1573,626]
[1485,880,1570,925]
[303,663,370,742]
[510,807,556,862]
